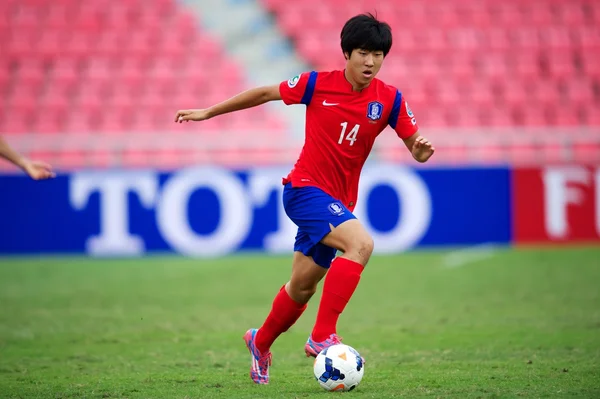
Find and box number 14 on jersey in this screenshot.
[339,122,360,146]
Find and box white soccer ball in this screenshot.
[313,344,364,392]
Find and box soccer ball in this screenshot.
[313,344,364,392]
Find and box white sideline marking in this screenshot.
[442,243,497,269]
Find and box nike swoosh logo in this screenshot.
[322,100,339,106]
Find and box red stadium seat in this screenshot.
[7,91,38,113]
[100,110,131,133]
[63,111,99,133]
[469,81,496,107]
[59,151,88,168]
[555,4,587,26]
[579,52,600,78]
[478,53,510,81]
[539,27,573,49]
[572,142,600,162]
[0,65,10,93]
[522,5,554,27]
[43,4,70,29]
[490,3,525,28]
[546,104,581,126]
[39,91,70,116]
[32,112,65,134]
[15,59,46,87]
[582,106,600,126]
[530,81,561,106]
[0,110,32,134]
[87,150,114,168]
[509,52,541,81]
[481,106,515,127]
[485,29,511,51]
[515,107,547,127]
[509,144,538,163]
[544,51,577,79]
[564,79,595,105]
[478,145,506,163]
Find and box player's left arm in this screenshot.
[0,136,56,180]
[402,132,435,163]
[389,95,434,163]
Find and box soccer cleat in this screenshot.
[304,333,343,358]
[305,334,365,363]
[243,328,272,384]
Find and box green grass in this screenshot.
[0,247,599,398]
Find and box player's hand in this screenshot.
[22,159,56,180]
[411,136,435,163]
[174,109,211,123]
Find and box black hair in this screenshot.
[340,13,392,58]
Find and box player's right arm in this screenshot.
[175,71,316,122]
[175,85,281,122]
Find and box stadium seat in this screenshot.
[572,141,600,162]
[509,144,538,163]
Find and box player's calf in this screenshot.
[308,219,371,346]
[287,252,328,304]
[287,280,318,304]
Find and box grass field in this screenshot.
[1,247,599,398]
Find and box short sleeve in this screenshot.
[279,71,318,106]
[387,90,419,139]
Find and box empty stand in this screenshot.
[0,0,285,136]
[1,0,598,168]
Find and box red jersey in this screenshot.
[279,70,418,211]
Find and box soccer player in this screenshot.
[174,13,435,384]
[0,136,55,180]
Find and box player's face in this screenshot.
[345,49,384,90]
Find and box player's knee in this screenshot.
[347,235,374,265]
[357,235,374,261]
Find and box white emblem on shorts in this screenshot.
[328,202,345,216]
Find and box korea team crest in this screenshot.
[367,101,383,121]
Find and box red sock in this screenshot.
[311,257,364,342]
[255,285,307,353]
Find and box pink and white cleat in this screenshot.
[243,328,272,384]
[305,333,365,363]
[304,333,343,358]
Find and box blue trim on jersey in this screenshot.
[388,90,402,129]
[301,71,318,105]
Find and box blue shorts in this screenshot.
[282,183,356,268]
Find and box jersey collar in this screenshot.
[339,69,374,94]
